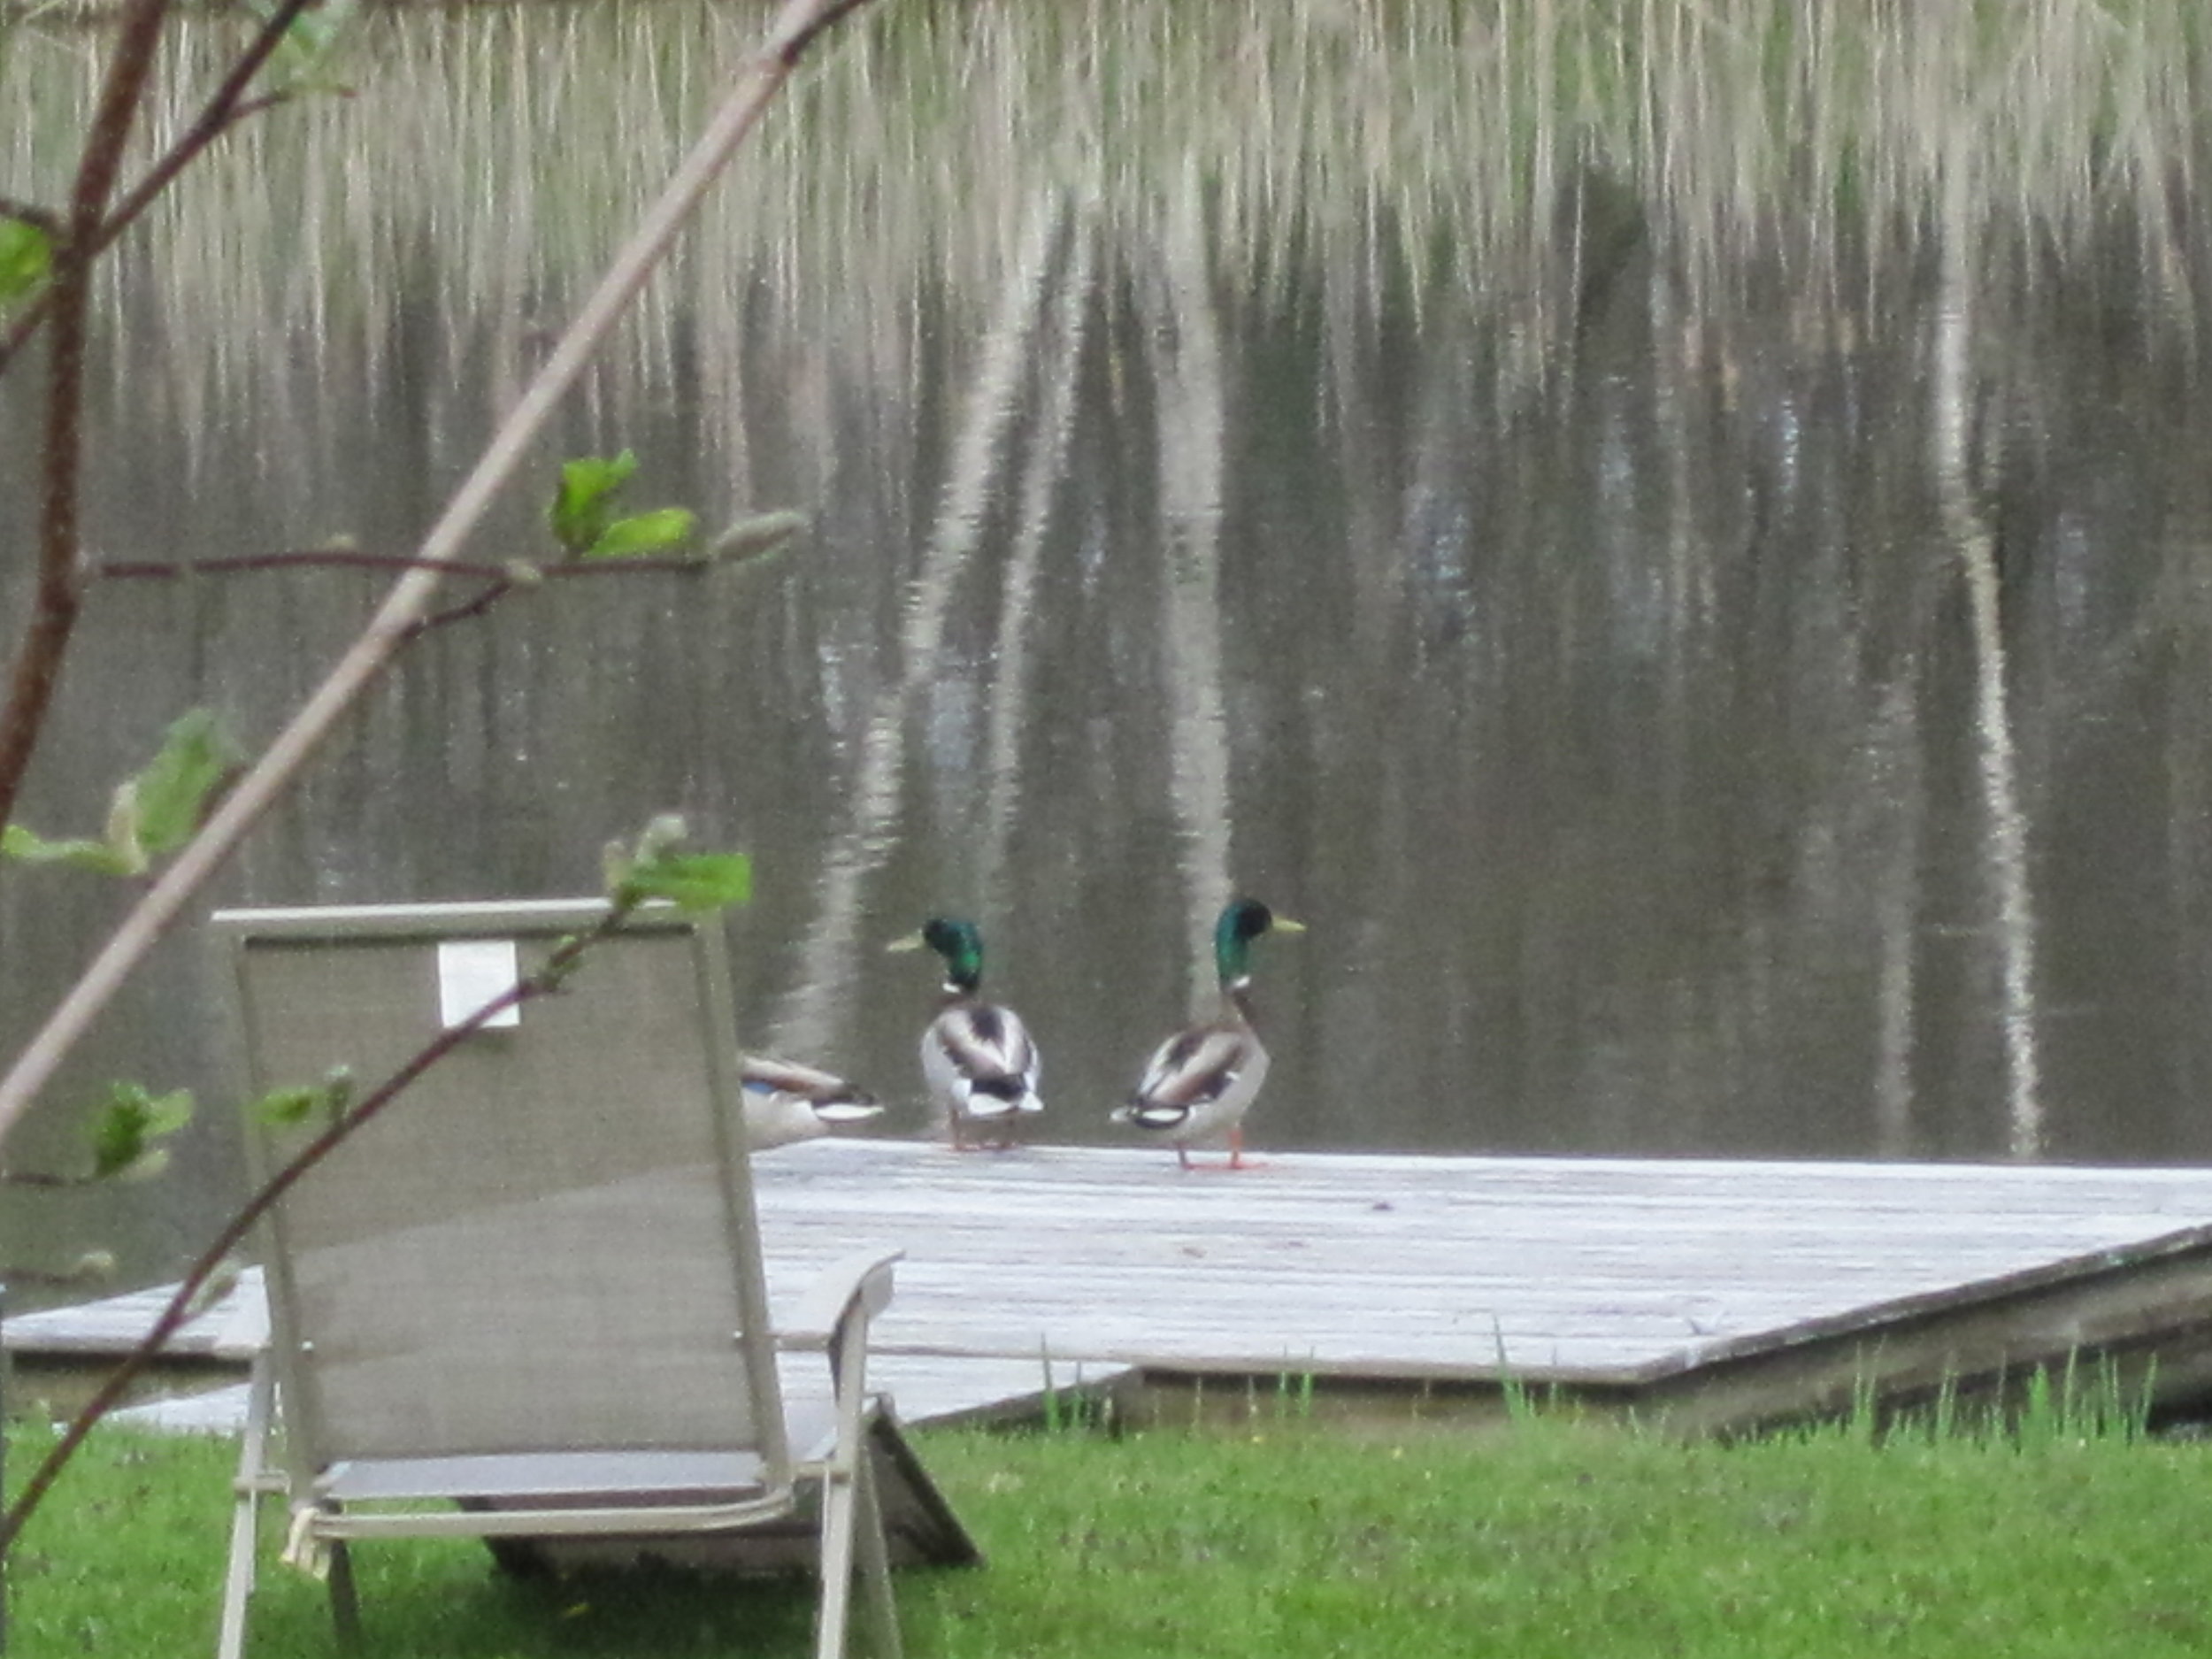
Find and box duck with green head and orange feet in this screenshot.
[1115,897,1303,1171]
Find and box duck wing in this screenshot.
[742,1056,883,1125]
[928,1002,1042,1110]
[743,1055,875,1102]
[1124,1024,1259,1125]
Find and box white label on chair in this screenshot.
[436,939,523,1030]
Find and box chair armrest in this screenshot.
[776,1247,902,1352]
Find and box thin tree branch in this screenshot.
[93,548,717,580]
[0,0,878,1151]
[0,0,174,833]
[98,547,757,641]
[406,577,521,638]
[0,1255,111,1289]
[0,902,634,1554]
[0,0,313,379]
[96,545,780,645]
[94,0,314,241]
[0,197,65,238]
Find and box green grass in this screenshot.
[10,1401,2212,1656]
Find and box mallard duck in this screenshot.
[740,1056,885,1151]
[887,918,1042,1150]
[1114,897,1303,1170]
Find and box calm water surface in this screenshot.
[4,2,2212,1293]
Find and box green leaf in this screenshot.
[134,710,240,856]
[3,710,235,876]
[3,821,139,875]
[103,777,150,874]
[246,0,360,94]
[549,451,639,555]
[586,507,696,560]
[143,1089,194,1137]
[616,850,753,914]
[604,814,750,912]
[707,510,809,564]
[88,1083,196,1182]
[0,215,51,311]
[64,1249,119,1284]
[252,1086,323,1128]
[280,0,344,60]
[252,1068,354,1129]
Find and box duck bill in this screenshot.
[885,931,928,953]
[1271,917,1309,935]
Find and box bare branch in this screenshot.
[0,1,313,379]
[0,0,175,830]
[99,0,315,233]
[0,1254,112,1288]
[761,0,878,63]
[405,577,520,638]
[95,541,783,641]
[0,197,64,238]
[92,547,721,580]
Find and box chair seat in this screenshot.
[319,1391,842,1506]
[321,1448,780,1505]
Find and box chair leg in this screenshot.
[215,1480,261,1659]
[854,1450,902,1659]
[326,1542,362,1652]
[814,1471,857,1659]
[218,1355,279,1659]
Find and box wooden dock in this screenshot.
[15,1141,2212,1434]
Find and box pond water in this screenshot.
[5,1,2212,1294]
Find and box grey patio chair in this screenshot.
[209,898,975,1658]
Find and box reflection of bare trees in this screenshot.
[1150,171,1235,1018]
[975,206,1096,911]
[1861,676,1926,1157]
[12,7,2210,1164]
[765,196,1073,1062]
[757,170,2175,1156]
[1934,150,2044,1160]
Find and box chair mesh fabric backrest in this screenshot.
[220,904,778,1469]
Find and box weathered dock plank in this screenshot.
[16,1142,2212,1432]
[744,1142,2212,1385]
[3,1276,262,1360]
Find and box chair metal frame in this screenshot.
[209,899,927,1658]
